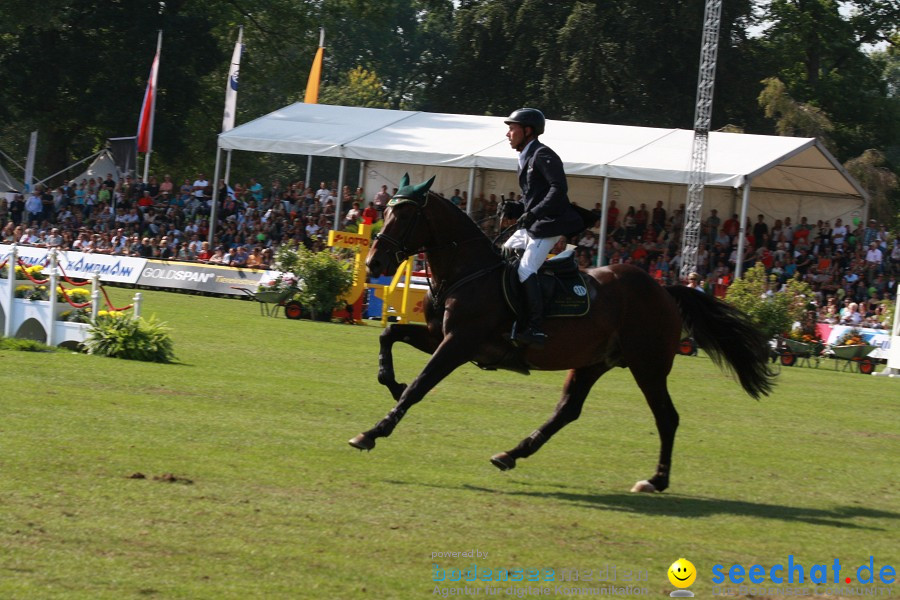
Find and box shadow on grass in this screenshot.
[385,480,895,530]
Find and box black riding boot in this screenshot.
[515,274,547,348]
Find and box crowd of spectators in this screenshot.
[563,200,898,329]
[0,173,376,269]
[1,172,897,328]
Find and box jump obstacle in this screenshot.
[0,244,143,347]
[327,221,427,326]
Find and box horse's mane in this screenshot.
[425,190,498,255]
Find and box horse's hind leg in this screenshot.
[378,324,441,400]
[629,364,678,493]
[491,363,610,471]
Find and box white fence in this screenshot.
[0,245,142,347]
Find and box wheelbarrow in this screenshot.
[230,285,305,319]
[776,336,823,368]
[826,343,877,375]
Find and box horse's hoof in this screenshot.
[630,480,657,493]
[348,433,375,451]
[490,452,516,471]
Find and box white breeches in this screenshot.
[503,229,561,282]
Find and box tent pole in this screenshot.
[208,146,223,246]
[224,149,233,184]
[597,178,610,266]
[306,155,313,189]
[0,148,26,171]
[734,178,752,279]
[466,167,476,216]
[34,150,104,187]
[334,157,346,231]
[358,161,366,198]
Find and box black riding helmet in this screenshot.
[504,108,545,137]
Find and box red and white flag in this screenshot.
[137,34,161,153]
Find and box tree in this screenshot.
[430,0,765,128]
[0,0,224,178]
[318,0,453,109]
[844,149,900,227]
[755,0,900,160]
[320,67,391,108]
[757,77,835,147]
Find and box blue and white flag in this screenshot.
[222,27,243,132]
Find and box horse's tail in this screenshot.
[666,285,775,399]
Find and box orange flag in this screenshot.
[304,31,324,103]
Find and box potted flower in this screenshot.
[835,328,866,346]
[57,286,91,304]
[58,308,91,323]
[831,327,875,360]
[784,327,823,356]
[14,264,46,282]
[14,284,49,301]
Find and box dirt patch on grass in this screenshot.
[126,472,194,484]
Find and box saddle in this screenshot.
[501,250,591,320]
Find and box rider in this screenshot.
[502,108,582,348]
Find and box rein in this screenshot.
[427,261,503,309]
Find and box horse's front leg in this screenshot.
[350,333,471,451]
[378,323,442,400]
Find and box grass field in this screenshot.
[1,287,898,599]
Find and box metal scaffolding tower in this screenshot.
[679,0,723,281]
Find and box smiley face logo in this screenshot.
[668,558,697,588]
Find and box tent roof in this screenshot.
[67,150,121,186]
[219,103,866,198]
[0,161,23,193]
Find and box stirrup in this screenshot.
[514,325,547,349]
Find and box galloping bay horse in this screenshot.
[349,175,773,492]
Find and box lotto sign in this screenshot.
[327,230,370,250]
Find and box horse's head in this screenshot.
[366,173,436,278]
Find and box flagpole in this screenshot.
[305,27,324,191]
[209,147,223,246]
[211,26,244,246]
[141,30,163,183]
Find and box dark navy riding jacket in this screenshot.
[515,140,583,238]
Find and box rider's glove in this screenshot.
[517,211,536,229]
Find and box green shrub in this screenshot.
[725,263,813,340]
[274,243,353,321]
[85,314,176,363]
[0,337,64,352]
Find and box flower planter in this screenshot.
[784,338,821,356]
[830,344,875,360]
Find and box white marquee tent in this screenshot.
[0,161,23,194]
[67,150,121,187]
[216,103,868,267]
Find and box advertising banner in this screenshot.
[137,260,266,295]
[1,244,146,284]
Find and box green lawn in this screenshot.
[1,287,897,599]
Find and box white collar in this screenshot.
[518,140,536,169]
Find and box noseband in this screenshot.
[374,197,429,265]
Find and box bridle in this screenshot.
[373,192,502,308]
[374,196,428,267]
